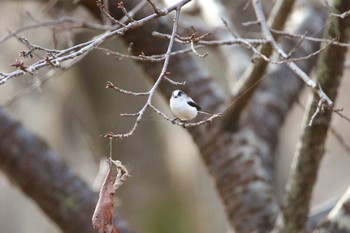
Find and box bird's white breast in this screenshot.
[170,97,198,121]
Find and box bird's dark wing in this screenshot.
[187,100,201,110]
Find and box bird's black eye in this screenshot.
[173,90,183,98]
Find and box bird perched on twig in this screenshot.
[170,90,210,122]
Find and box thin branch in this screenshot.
[2,70,54,107]
[297,103,350,156]
[96,0,125,26]
[152,31,269,46]
[329,126,350,155]
[331,9,350,19]
[120,112,140,117]
[271,28,350,47]
[202,37,331,65]
[220,17,240,38]
[95,45,203,62]
[117,2,135,22]
[114,0,146,26]
[286,31,307,58]
[106,81,149,96]
[145,0,167,16]
[152,30,329,65]
[3,46,97,107]
[163,75,186,86]
[18,37,61,56]
[0,16,114,45]
[200,37,331,65]
[334,108,350,123]
[308,99,324,126]
[190,40,208,57]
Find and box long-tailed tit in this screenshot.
[170,90,209,121]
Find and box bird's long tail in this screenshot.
[198,110,213,115]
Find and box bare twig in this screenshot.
[163,75,186,86]
[334,108,350,123]
[19,37,61,56]
[106,81,149,96]
[331,9,350,19]
[153,31,268,46]
[242,20,260,27]
[153,31,288,61]
[2,70,55,107]
[200,37,331,65]
[0,16,114,45]
[221,17,239,38]
[271,28,350,47]
[297,103,350,156]
[329,127,350,155]
[117,2,135,22]
[95,45,202,62]
[190,40,208,57]
[145,0,167,16]
[252,0,333,108]
[286,31,307,58]
[118,0,147,24]
[96,0,125,26]
[307,99,324,126]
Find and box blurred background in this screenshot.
[0,1,350,233]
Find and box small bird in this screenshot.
[170,90,206,121]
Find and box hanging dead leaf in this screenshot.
[92,159,129,233]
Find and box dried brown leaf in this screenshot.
[92,159,129,233]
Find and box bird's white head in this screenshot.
[172,90,185,99]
